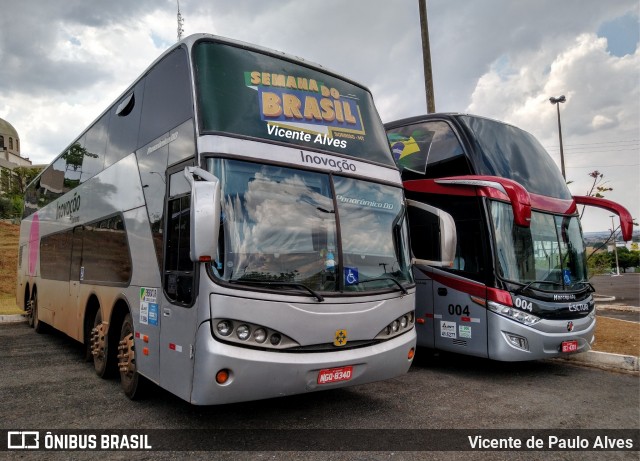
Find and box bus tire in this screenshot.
[32,291,47,334]
[118,313,147,400]
[91,310,115,378]
[25,287,34,328]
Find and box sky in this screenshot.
[1,0,638,233]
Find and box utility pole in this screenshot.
[419,0,435,113]
[549,95,566,179]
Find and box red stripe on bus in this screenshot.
[425,270,513,307]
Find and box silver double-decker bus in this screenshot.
[16,34,451,404]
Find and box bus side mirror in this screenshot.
[406,199,457,268]
[184,167,221,263]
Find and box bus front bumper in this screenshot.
[487,311,595,361]
[189,324,416,405]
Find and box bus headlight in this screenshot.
[375,312,415,340]
[211,319,299,350]
[216,320,233,336]
[253,328,267,344]
[488,301,541,326]
[236,324,251,341]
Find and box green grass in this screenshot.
[0,296,22,315]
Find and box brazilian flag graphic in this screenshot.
[388,131,431,174]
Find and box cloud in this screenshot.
[465,30,639,232]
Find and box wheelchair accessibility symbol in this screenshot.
[344,267,359,286]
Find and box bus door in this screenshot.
[159,164,199,401]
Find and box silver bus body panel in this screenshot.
[190,323,415,405]
[197,135,403,186]
[208,290,416,346]
[430,277,489,358]
[487,311,595,361]
[414,267,595,361]
[153,274,417,403]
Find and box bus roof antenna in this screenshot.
[177,0,185,41]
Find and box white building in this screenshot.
[0,117,33,194]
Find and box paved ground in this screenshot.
[0,322,638,460]
[591,273,640,308]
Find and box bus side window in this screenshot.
[421,121,470,179]
[105,80,144,168]
[80,113,109,183]
[138,47,192,149]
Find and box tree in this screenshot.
[582,170,638,267]
[0,165,42,219]
[9,166,41,197]
[615,247,639,273]
[587,251,612,276]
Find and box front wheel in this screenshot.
[118,313,147,399]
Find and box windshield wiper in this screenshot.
[229,279,324,302]
[354,277,408,295]
[515,280,563,294]
[571,280,595,292]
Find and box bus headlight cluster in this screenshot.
[488,301,541,326]
[375,312,415,340]
[213,319,299,349]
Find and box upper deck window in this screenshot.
[194,40,394,167]
[387,120,468,179]
[459,116,572,200]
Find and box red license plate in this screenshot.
[561,340,578,353]
[317,366,353,384]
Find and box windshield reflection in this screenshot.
[207,158,412,295]
[491,201,588,291]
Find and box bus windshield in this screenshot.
[207,159,413,294]
[491,201,588,291]
[194,40,394,167]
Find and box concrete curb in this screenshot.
[0,314,27,324]
[555,350,639,373]
[597,304,640,313]
[593,294,616,302]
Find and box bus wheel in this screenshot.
[26,295,34,328]
[118,313,146,399]
[90,310,111,378]
[32,292,46,334]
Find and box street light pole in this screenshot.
[549,95,566,179]
[610,215,621,276]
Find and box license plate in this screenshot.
[561,340,578,353]
[317,366,353,384]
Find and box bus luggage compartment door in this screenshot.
[432,278,488,358]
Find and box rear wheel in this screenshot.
[26,292,34,328]
[31,292,47,334]
[90,310,113,378]
[118,313,147,399]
